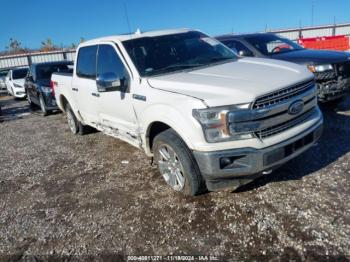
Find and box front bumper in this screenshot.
[13,88,26,98]
[316,76,350,102]
[193,119,323,191]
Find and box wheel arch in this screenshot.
[145,120,194,156]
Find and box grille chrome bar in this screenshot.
[253,79,315,109]
[256,108,317,139]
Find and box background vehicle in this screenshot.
[0,69,10,91]
[52,29,323,196]
[5,68,28,99]
[25,61,73,116]
[216,33,350,103]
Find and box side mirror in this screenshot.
[238,50,254,57]
[96,73,122,92]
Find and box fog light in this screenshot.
[219,155,246,169]
[220,157,233,169]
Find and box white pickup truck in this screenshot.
[52,29,323,195]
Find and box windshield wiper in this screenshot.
[145,63,204,76]
[207,57,234,63]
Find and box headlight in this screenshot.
[307,64,333,73]
[193,103,253,143]
[13,83,22,88]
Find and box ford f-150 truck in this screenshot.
[52,29,323,196]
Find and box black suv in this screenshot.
[25,61,73,116]
[216,33,350,103]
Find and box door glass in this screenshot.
[76,45,98,79]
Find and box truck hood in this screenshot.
[270,49,350,65]
[147,57,313,107]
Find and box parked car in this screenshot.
[216,33,350,104]
[5,68,28,98]
[52,29,323,196]
[24,61,73,116]
[0,69,10,91]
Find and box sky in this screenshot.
[1,0,349,50]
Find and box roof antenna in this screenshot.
[123,2,132,35]
[123,2,137,66]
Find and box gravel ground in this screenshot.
[0,96,349,261]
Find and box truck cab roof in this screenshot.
[80,28,192,46]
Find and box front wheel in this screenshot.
[153,129,205,196]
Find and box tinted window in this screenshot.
[0,70,8,78]
[76,45,97,79]
[222,40,253,55]
[97,45,129,87]
[12,68,28,79]
[37,63,72,80]
[123,31,236,76]
[244,34,304,56]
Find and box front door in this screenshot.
[96,44,138,141]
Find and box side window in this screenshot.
[97,44,130,89]
[76,45,98,79]
[223,40,252,55]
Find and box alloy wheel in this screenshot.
[157,144,185,191]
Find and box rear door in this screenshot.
[73,45,100,125]
[95,44,138,139]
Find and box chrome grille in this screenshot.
[255,108,316,139]
[253,80,315,109]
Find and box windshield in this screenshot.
[12,68,28,79]
[37,63,72,80]
[244,34,304,56]
[122,31,237,76]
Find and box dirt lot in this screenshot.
[0,96,349,261]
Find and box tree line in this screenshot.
[0,37,85,56]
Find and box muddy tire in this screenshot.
[65,103,89,135]
[65,103,79,134]
[153,129,205,196]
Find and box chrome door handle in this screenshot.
[92,92,100,97]
[72,88,78,91]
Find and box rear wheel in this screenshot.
[65,103,89,135]
[66,103,79,134]
[153,129,205,196]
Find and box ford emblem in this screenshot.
[288,100,304,115]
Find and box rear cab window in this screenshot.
[76,45,98,79]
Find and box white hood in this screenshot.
[147,57,314,107]
[12,79,25,87]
